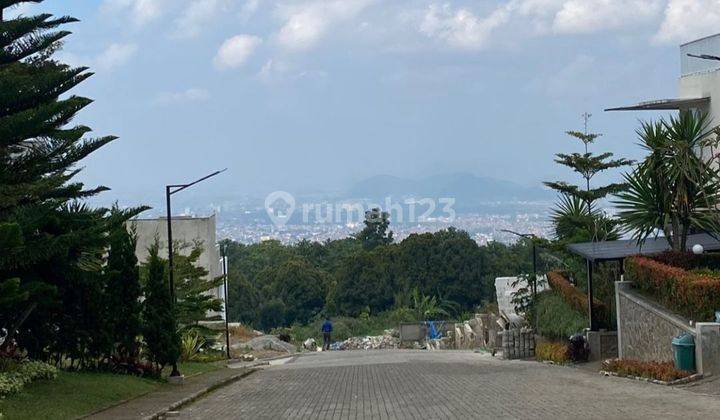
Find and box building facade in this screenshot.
[130,214,225,319]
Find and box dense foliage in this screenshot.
[535,292,587,340]
[615,112,720,250]
[625,256,720,322]
[225,228,534,329]
[141,242,181,373]
[547,271,607,326]
[545,129,632,243]
[0,360,57,396]
[0,1,153,370]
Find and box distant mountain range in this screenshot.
[346,173,552,207]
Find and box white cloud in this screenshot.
[655,0,720,44]
[174,0,230,39]
[95,43,138,71]
[419,3,511,50]
[102,0,167,25]
[214,35,262,70]
[552,0,663,34]
[275,0,375,51]
[156,88,211,104]
[240,0,262,21]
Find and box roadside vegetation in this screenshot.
[0,2,226,417]
[601,359,691,382]
[223,215,536,335]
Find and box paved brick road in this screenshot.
[177,351,720,419]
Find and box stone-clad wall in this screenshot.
[616,283,694,363]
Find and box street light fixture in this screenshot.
[687,53,720,61]
[165,168,226,378]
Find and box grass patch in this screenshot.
[0,371,159,420]
[164,361,221,379]
[536,291,587,340]
[1,361,224,419]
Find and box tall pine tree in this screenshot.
[544,123,633,242]
[0,1,114,353]
[0,1,144,361]
[142,240,181,375]
[106,214,143,360]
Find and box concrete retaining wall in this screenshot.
[615,281,720,375]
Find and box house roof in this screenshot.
[566,233,720,262]
[605,97,710,111]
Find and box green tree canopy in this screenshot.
[615,112,720,250]
[545,127,633,242]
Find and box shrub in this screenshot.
[0,361,58,397]
[536,292,588,340]
[547,271,607,322]
[535,342,569,364]
[601,359,691,382]
[651,251,720,271]
[626,256,720,321]
[180,331,205,362]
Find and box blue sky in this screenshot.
[10,0,720,205]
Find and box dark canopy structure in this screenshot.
[566,233,720,330]
[567,233,720,262]
[604,97,710,112]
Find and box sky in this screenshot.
[10,0,720,206]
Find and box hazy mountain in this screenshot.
[347,173,552,206]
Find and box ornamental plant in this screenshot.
[625,256,720,321]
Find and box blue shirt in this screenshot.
[321,320,333,333]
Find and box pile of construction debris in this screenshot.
[233,335,297,354]
[320,329,400,351]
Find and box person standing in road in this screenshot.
[321,317,333,351]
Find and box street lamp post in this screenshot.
[221,245,231,360]
[165,169,226,377]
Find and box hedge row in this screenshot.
[0,361,58,396]
[625,256,720,322]
[547,271,607,322]
[601,359,690,382]
[651,251,720,271]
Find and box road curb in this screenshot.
[141,368,257,420]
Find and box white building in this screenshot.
[607,33,720,142]
[130,214,225,320]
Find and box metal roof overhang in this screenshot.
[566,233,720,262]
[605,97,710,112]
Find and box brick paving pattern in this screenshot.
[177,351,720,419]
[87,367,252,420]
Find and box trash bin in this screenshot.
[672,333,695,372]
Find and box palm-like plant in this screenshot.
[551,194,619,242]
[409,288,456,321]
[614,112,720,250]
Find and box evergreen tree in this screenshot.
[544,126,633,242]
[142,240,180,374]
[355,208,393,250]
[170,241,224,341]
[105,216,143,360]
[0,0,118,354]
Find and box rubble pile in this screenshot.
[233,335,297,354]
[331,329,400,351]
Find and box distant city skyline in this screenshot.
[11,1,720,209]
